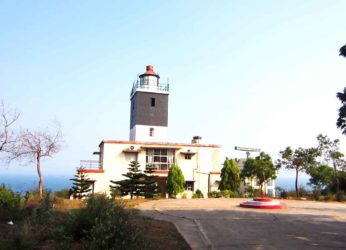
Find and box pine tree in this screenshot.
[70,168,92,199]
[219,158,240,192]
[143,164,160,198]
[110,161,145,199]
[167,164,185,197]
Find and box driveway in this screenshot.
[137,198,346,250]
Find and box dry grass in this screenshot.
[134,216,191,250]
[53,197,85,211]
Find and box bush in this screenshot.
[336,191,345,202]
[312,189,322,201]
[220,190,236,198]
[192,189,204,199]
[86,205,143,250]
[208,191,222,198]
[0,185,22,220]
[298,186,309,198]
[54,188,70,198]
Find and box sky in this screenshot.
[1,1,346,186]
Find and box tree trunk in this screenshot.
[333,161,340,193]
[36,153,43,199]
[295,168,299,198]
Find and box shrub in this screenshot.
[54,188,70,198]
[0,185,22,220]
[86,205,143,250]
[336,191,345,202]
[220,190,236,198]
[280,189,288,199]
[312,189,322,201]
[298,186,309,198]
[192,189,204,198]
[208,191,222,198]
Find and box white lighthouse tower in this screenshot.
[129,65,169,142]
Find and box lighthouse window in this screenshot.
[151,98,156,107]
[149,128,154,137]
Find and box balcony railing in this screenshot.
[131,82,169,96]
[80,160,101,170]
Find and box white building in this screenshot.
[79,66,222,198]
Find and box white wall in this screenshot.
[130,125,167,142]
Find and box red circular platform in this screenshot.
[240,197,285,209]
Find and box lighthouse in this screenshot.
[129,65,169,142]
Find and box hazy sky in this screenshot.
[1,1,346,179]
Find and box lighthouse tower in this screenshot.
[129,65,169,142]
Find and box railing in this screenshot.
[131,82,169,96]
[80,160,101,169]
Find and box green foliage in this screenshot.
[192,189,204,198]
[275,187,288,199]
[336,191,345,202]
[208,190,237,198]
[220,190,237,198]
[308,164,334,190]
[167,164,185,197]
[219,158,240,192]
[312,189,322,201]
[340,44,346,57]
[143,164,160,198]
[110,161,146,199]
[110,161,159,199]
[70,168,92,199]
[54,188,70,198]
[277,146,320,197]
[208,191,222,198]
[242,152,278,194]
[71,194,143,249]
[336,88,346,135]
[0,185,22,220]
[244,186,260,197]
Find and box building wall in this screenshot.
[129,125,168,142]
[85,141,221,197]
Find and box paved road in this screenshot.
[138,198,346,250]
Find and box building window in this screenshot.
[151,98,156,107]
[149,128,154,137]
[146,148,175,170]
[184,181,194,191]
[185,154,192,160]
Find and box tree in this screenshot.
[9,122,63,198]
[277,147,320,198]
[70,168,92,199]
[0,101,19,153]
[316,134,345,193]
[241,152,278,195]
[336,88,346,135]
[143,164,159,198]
[308,164,334,191]
[340,43,346,58]
[219,158,240,192]
[166,164,184,197]
[110,161,145,199]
